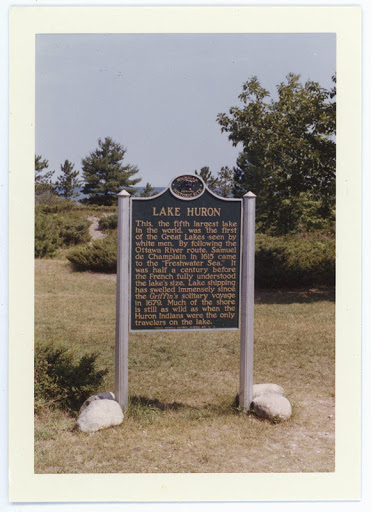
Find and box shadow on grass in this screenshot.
[130,396,185,411]
[255,287,335,305]
[129,395,242,415]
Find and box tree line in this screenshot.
[36,73,335,235]
[35,138,234,205]
[35,136,156,204]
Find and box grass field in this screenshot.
[35,259,335,473]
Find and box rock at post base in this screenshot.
[252,383,284,399]
[76,398,124,433]
[251,393,292,421]
[79,391,115,413]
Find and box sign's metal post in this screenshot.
[115,189,130,410]
[239,191,256,410]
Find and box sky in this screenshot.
[36,33,336,187]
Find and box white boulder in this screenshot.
[79,391,115,413]
[253,383,284,399]
[251,393,292,421]
[76,398,124,433]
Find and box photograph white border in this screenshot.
[8,4,361,503]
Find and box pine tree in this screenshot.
[216,166,234,197]
[55,160,82,199]
[35,155,55,196]
[81,137,141,205]
[139,183,156,197]
[195,166,218,192]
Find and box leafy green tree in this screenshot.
[35,155,55,196]
[55,160,82,199]
[217,73,336,234]
[195,166,218,192]
[139,182,156,197]
[81,137,141,205]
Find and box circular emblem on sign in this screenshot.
[170,175,204,199]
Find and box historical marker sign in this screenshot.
[115,175,256,410]
[130,175,241,331]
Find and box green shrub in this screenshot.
[35,209,91,258]
[34,341,108,413]
[36,192,77,213]
[80,202,118,212]
[255,233,335,288]
[35,212,62,258]
[67,233,117,273]
[98,213,118,232]
[255,194,335,236]
[58,215,91,247]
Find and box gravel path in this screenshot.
[87,216,107,241]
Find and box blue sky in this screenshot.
[36,33,335,187]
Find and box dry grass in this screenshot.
[35,259,335,473]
